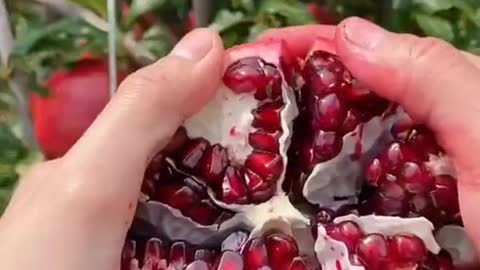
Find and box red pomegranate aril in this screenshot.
[242,237,269,270]
[245,169,275,203]
[185,260,211,270]
[366,158,384,187]
[408,194,436,220]
[249,130,281,153]
[252,101,283,131]
[302,51,344,97]
[143,238,167,270]
[340,109,362,134]
[287,257,310,270]
[400,162,434,193]
[178,138,210,171]
[195,249,215,264]
[356,234,389,268]
[223,57,269,94]
[312,130,342,162]
[388,234,427,265]
[312,93,347,131]
[379,181,406,200]
[217,251,244,270]
[199,144,228,187]
[430,175,459,218]
[265,233,299,270]
[221,167,249,204]
[170,242,191,270]
[326,221,364,252]
[156,184,199,212]
[380,143,407,171]
[255,64,282,101]
[245,151,283,182]
[164,127,188,154]
[185,199,222,226]
[407,126,442,159]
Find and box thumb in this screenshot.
[63,28,223,234]
[334,17,480,250]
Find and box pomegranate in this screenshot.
[133,38,475,269]
[31,59,127,159]
[360,125,461,227]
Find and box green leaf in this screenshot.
[139,25,174,58]
[0,124,27,165]
[259,0,315,26]
[415,13,455,41]
[69,0,107,18]
[127,0,166,25]
[209,10,251,33]
[413,0,454,13]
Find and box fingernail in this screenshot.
[343,17,386,50]
[171,28,214,62]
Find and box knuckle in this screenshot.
[407,36,454,64]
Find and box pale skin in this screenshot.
[0,17,479,269]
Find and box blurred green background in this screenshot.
[0,0,479,214]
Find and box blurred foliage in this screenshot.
[0,0,479,215]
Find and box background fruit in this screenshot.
[30,59,127,159]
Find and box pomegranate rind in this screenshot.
[302,107,406,208]
[314,214,441,270]
[436,225,479,268]
[136,40,300,244]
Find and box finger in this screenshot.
[334,17,480,250]
[462,51,480,70]
[62,28,224,224]
[258,25,336,58]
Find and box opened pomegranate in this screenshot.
[360,125,461,227]
[134,38,474,269]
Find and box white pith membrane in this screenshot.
[130,40,478,270]
[135,41,307,246]
[301,108,406,209]
[314,214,439,270]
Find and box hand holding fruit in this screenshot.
[0,17,480,270]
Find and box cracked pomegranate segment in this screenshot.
[285,44,390,199]
[142,156,234,226]
[143,40,297,209]
[317,219,453,270]
[360,125,461,227]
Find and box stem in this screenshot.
[0,0,38,150]
[35,0,109,32]
[193,0,213,27]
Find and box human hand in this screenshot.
[261,17,480,252]
[0,28,224,270]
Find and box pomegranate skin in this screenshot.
[31,59,127,159]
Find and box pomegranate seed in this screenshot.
[221,167,249,204]
[143,159,176,197]
[223,57,269,94]
[380,143,407,171]
[366,158,384,187]
[375,194,408,216]
[245,169,275,203]
[144,238,167,270]
[326,221,364,252]
[287,257,311,270]
[255,64,282,101]
[265,233,299,270]
[156,184,199,213]
[399,162,434,193]
[194,249,215,264]
[407,126,442,159]
[249,130,281,153]
[121,240,136,270]
[388,234,427,265]
[299,142,316,172]
[340,109,362,134]
[217,251,244,270]
[379,181,406,200]
[408,194,436,221]
[169,242,191,270]
[185,260,210,270]
[315,208,335,225]
[252,101,284,131]
[302,51,345,97]
[356,234,389,268]
[312,130,342,162]
[245,151,283,182]
[430,175,459,222]
[199,144,228,187]
[178,138,210,171]
[242,237,268,270]
[312,93,347,131]
[163,127,188,154]
[185,200,222,226]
